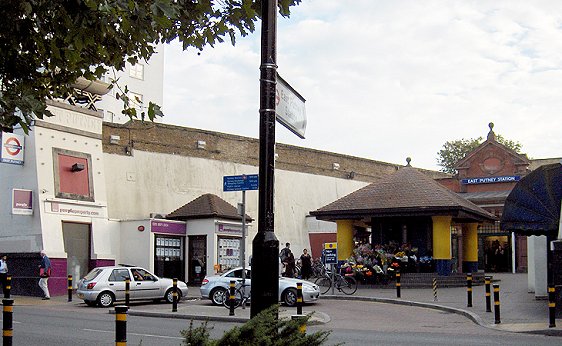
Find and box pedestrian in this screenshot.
[0,255,8,297]
[38,250,51,300]
[300,248,312,280]
[279,242,292,275]
[284,252,296,278]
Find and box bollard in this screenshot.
[548,285,556,328]
[68,275,73,302]
[229,280,235,316]
[5,275,11,299]
[466,273,473,307]
[291,314,307,334]
[484,276,492,312]
[432,277,438,302]
[297,282,303,315]
[3,299,14,346]
[395,270,401,298]
[493,284,501,324]
[125,278,130,307]
[115,305,128,346]
[172,278,178,312]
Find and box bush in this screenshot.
[181,305,333,346]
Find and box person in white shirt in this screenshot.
[0,255,8,297]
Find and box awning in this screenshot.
[500,163,561,236]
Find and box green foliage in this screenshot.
[181,305,333,346]
[437,135,523,173]
[0,0,301,132]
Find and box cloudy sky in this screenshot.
[162,0,562,171]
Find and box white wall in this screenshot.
[119,220,152,269]
[103,150,367,261]
[528,236,548,298]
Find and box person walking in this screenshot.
[300,249,312,280]
[279,242,292,276]
[38,250,51,300]
[284,252,296,278]
[0,255,8,297]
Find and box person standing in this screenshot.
[284,252,296,278]
[38,250,51,300]
[300,249,312,280]
[279,242,292,276]
[0,255,8,297]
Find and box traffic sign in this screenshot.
[323,242,338,265]
[223,174,259,192]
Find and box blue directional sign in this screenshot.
[223,174,259,192]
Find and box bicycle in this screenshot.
[223,280,251,309]
[315,271,358,295]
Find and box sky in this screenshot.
[162,0,562,171]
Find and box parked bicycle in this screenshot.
[315,271,357,295]
[223,280,251,309]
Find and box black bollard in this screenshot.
[125,278,130,307]
[5,275,11,299]
[68,275,73,302]
[485,276,492,312]
[396,270,401,298]
[297,282,303,315]
[172,278,178,312]
[3,299,13,346]
[229,280,235,316]
[466,273,473,307]
[548,285,556,328]
[115,305,128,345]
[493,284,501,324]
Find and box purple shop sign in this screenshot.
[151,220,186,235]
[12,189,33,215]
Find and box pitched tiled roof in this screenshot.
[311,166,496,222]
[167,194,253,222]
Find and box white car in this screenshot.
[200,267,320,307]
[77,265,189,307]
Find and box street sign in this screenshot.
[276,74,307,139]
[323,242,338,265]
[223,174,259,192]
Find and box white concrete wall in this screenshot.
[0,128,42,253]
[119,220,152,269]
[103,149,367,262]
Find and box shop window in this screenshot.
[53,148,94,201]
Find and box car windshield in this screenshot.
[83,268,104,281]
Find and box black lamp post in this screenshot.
[251,0,280,318]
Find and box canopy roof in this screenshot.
[311,164,497,223]
[167,193,252,222]
[500,163,561,236]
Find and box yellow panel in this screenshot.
[336,220,354,260]
[432,216,452,260]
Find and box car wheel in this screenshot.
[84,300,97,307]
[165,288,181,303]
[97,291,115,308]
[283,288,298,307]
[210,287,227,305]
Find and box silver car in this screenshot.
[200,267,320,307]
[77,265,189,307]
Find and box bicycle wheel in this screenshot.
[315,276,332,294]
[339,275,358,295]
[223,287,243,308]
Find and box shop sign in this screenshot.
[216,223,244,236]
[323,242,338,265]
[48,201,105,218]
[151,220,186,235]
[461,175,521,185]
[1,132,25,165]
[276,74,307,139]
[12,189,33,215]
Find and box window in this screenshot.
[53,148,94,201]
[109,269,131,282]
[129,63,144,80]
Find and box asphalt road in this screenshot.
[6,299,560,345]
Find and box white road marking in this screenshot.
[82,328,183,340]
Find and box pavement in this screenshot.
[4,272,561,336]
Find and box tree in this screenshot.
[0,0,301,132]
[437,135,523,174]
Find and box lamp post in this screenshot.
[251,0,279,318]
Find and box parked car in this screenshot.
[77,265,189,307]
[200,267,320,307]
